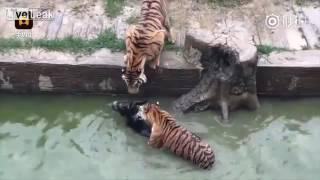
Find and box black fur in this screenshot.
[112,100,151,137]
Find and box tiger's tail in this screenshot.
[199,143,215,169]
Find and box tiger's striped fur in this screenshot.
[138,102,215,169]
[122,0,172,94]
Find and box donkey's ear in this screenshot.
[134,100,148,106]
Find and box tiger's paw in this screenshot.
[147,140,156,148]
[148,140,162,149]
[166,30,175,44]
[148,61,157,70]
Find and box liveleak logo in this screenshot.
[15,10,33,29]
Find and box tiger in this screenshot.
[136,101,215,169]
[122,0,173,94]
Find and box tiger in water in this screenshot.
[122,0,172,94]
[137,101,215,169]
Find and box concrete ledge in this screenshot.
[0,49,319,96]
[0,49,200,96]
[257,50,320,96]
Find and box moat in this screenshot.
[0,94,319,180]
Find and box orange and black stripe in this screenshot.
[144,104,215,169]
[122,0,170,90]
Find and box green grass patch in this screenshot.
[0,29,125,54]
[104,0,125,18]
[0,38,31,50]
[164,41,181,51]
[0,30,181,54]
[256,45,291,55]
[208,0,252,7]
[295,0,319,6]
[296,0,306,5]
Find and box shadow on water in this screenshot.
[0,94,319,180]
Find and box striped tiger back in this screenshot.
[139,0,170,33]
[141,103,215,169]
[122,0,172,94]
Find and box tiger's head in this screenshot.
[136,101,161,126]
[122,54,147,94]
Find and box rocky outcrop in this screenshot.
[173,24,260,122]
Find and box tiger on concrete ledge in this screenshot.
[122,0,173,94]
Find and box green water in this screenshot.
[0,94,320,180]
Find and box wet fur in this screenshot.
[139,103,215,169]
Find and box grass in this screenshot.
[208,0,252,7]
[104,0,125,18]
[0,34,287,56]
[295,0,319,6]
[296,0,306,5]
[164,41,181,51]
[209,0,317,7]
[256,45,291,55]
[0,30,180,54]
[0,38,29,50]
[0,29,125,54]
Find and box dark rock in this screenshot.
[173,28,260,122]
